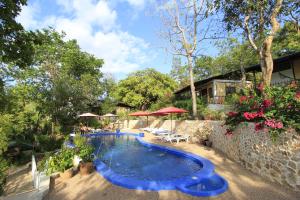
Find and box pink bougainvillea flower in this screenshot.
[227,111,238,117]
[276,121,283,129]
[262,99,272,108]
[255,123,263,131]
[257,83,264,92]
[264,119,283,129]
[295,91,300,101]
[239,96,247,104]
[243,112,258,120]
[256,109,264,118]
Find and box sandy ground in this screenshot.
[45,130,300,200]
[4,165,34,196]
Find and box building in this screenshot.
[174,52,300,106]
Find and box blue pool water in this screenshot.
[91,135,202,181]
[88,133,228,197]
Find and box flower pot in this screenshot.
[59,168,74,179]
[79,162,94,175]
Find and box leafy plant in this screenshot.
[225,82,300,141]
[43,148,75,175]
[73,135,94,162]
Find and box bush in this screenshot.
[43,148,75,175]
[0,157,8,195]
[35,134,64,152]
[225,82,300,141]
[74,135,94,162]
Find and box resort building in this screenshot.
[174,52,300,107]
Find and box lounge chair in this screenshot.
[162,134,190,144]
[151,128,168,135]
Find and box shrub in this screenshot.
[43,148,75,175]
[0,157,8,195]
[73,135,94,162]
[224,82,300,141]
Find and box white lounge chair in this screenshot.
[151,128,168,135]
[163,134,190,144]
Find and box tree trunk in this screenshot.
[187,55,197,119]
[260,40,274,86]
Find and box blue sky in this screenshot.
[17,0,218,80]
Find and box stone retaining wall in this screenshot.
[122,119,300,190]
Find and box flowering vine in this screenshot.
[224,82,300,141]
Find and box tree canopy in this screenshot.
[0,0,34,68]
[114,68,177,110]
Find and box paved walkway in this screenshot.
[45,130,300,200]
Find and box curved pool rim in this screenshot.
[86,132,228,196]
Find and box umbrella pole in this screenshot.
[171,113,173,134]
[147,116,148,127]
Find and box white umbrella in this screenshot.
[102,113,118,117]
[78,112,99,127]
[78,112,99,117]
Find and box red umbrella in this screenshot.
[151,107,188,133]
[129,111,150,126]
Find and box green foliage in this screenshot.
[225,83,300,141]
[74,135,87,148]
[114,68,177,110]
[44,148,75,175]
[73,135,94,162]
[0,114,13,154]
[0,0,34,68]
[0,157,8,195]
[35,135,64,153]
[273,22,300,57]
[170,57,189,88]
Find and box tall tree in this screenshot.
[0,0,34,68]
[272,21,300,56]
[170,57,189,88]
[113,68,177,110]
[159,0,214,119]
[216,0,289,86]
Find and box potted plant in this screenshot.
[43,148,75,179]
[78,144,94,175]
[74,135,95,175]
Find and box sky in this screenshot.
[17,0,218,80]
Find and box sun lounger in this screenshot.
[151,128,168,134]
[162,134,190,144]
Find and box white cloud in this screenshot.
[125,0,146,8]
[16,0,151,74]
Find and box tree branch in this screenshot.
[244,15,259,52]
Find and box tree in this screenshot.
[216,0,290,86]
[113,68,177,110]
[170,57,189,88]
[11,28,104,133]
[272,21,300,56]
[158,0,215,119]
[0,0,34,68]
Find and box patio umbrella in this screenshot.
[151,107,188,133]
[129,111,150,126]
[78,112,99,117]
[101,113,118,126]
[78,112,99,126]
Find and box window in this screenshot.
[225,86,236,95]
[208,88,213,98]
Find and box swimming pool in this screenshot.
[87,133,228,197]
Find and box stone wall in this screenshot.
[122,119,300,190]
[210,123,300,191]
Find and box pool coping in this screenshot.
[85,132,228,196]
